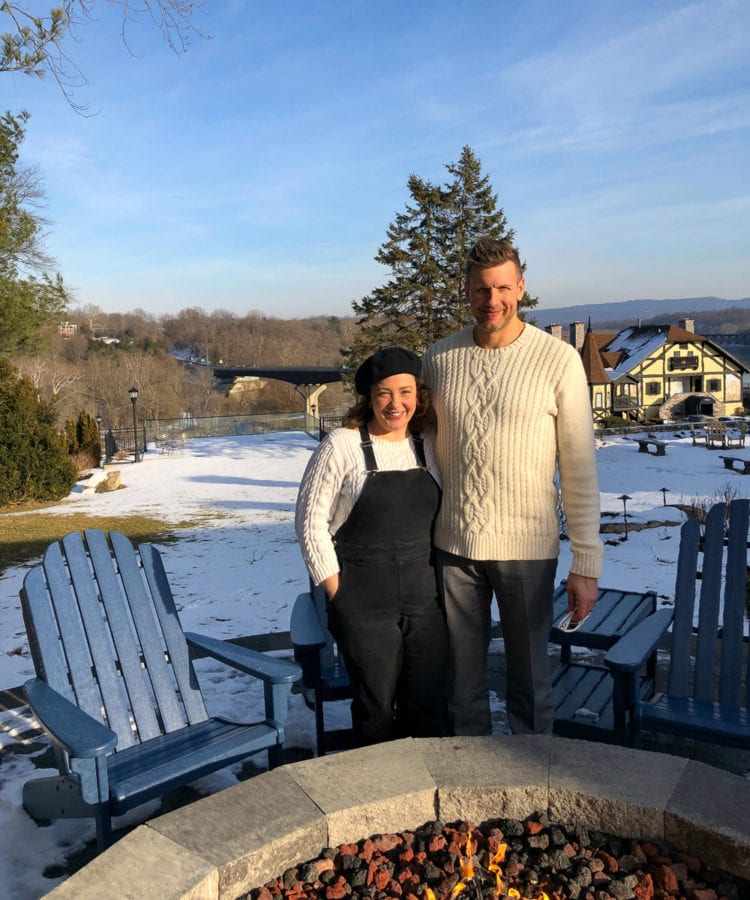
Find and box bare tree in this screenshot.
[1,1,208,111]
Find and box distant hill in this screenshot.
[531,297,750,331]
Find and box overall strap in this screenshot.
[358,425,378,473]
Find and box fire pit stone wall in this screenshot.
[45,735,750,900]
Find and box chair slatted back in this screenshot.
[310,581,337,671]
[722,499,750,707]
[667,500,749,708]
[21,530,208,753]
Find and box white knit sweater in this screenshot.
[422,324,603,579]
[295,427,441,586]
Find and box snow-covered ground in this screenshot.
[0,427,746,897]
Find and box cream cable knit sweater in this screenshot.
[423,324,603,579]
[295,427,441,586]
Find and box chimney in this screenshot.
[680,318,695,333]
[546,323,563,341]
[569,321,585,351]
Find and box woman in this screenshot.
[295,347,448,745]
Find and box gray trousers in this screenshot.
[435,550,557,736]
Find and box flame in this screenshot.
[425,889,437,900]
[449,832,475,897]
[441,832,549,900]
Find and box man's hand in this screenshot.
[566,573,598,622]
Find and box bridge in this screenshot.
[211,364,353,415]
[703,333,750,346]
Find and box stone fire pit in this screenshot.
[46,735,750,899]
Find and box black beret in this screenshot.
[354,347,422,395]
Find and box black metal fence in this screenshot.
[100,426,146,462]
[98,411,350,462]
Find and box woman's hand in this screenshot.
[322,573,340,599]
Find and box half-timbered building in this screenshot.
[547,318,749,424]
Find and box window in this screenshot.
[595,392,603,408]
[707,378,721,392]
[679,343,688,349]
[646,382,660,395]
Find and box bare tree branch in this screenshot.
[1,1,209,112]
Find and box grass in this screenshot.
[0,511,200,573]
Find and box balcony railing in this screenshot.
[668,355,699,371]
[613,396,640,410]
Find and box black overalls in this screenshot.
[328,426,449,745]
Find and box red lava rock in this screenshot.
[641,841,661,860]
[596,849,619,874]
[504,859,520,877]
[399,873,420,891]
[563,842,577,858]
[428,834,446,853]
[588,857,606,873]
[358,838,375,862]
[634,873,655,900]
[324,884,347,900]
[337,843,359,859]
[653,863,680,893]
[256,889,274,900]
[525,820,545,835]
[373,869,390,891]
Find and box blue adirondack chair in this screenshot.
[605,499,750,750]
[290,581,355,755]
[20,529,301,850]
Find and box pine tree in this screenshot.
[0,358,77,506]
[0,110,69,356]
[346,147,538,368]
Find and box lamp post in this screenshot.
[129,386,140,463]
[660,486,669,507]
[618,493,632,539]
[96,414,103,466]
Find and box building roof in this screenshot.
[551,320,750,388]
[580,327,611,384]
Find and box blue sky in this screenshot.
[5,0,749,318]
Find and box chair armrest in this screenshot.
[185,632,301,684]
[290,591,327,650]
[604,608,674,673]
[24,677,117,758]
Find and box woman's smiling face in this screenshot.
[369,373,418,440]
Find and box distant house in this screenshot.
[547,318,749,425]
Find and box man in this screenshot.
[422,237,603,735]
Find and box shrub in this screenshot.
[0,359,77,506]
[64,409,102,469]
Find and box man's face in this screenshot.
[466,261,525,338]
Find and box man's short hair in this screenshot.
[465,237,522,280]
